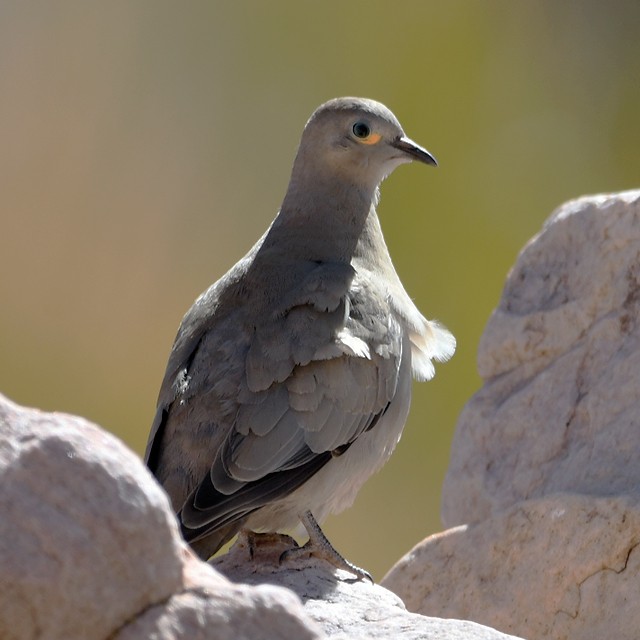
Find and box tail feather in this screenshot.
[409,319,456,382]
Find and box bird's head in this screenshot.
[293,97,437,190]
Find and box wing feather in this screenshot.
[148,257,411,547]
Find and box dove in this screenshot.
[144,97,455,579]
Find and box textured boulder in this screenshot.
[0,394,183,640]
[213,537,524,640]
[0,393,321,640]
[383,190,640,640]
[115,555,322,640]
[442,189,640,525]
[0,392,519,639]
[383,494,640,640]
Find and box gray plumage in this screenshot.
[144,97,455,560]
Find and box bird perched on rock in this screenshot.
[144,97,455,579]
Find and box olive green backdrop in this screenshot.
[2,2,639,579]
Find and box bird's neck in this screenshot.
[266,170,383,264]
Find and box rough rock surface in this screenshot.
[384,190,640,640]
[383,494,640,640]
[0,392,519,639]
[115,555,322,640]
[0,393,321,640]
[443,189,640,526]
[0,393,182,640]
[213,536,524,640]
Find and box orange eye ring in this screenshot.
[359,133,382,145]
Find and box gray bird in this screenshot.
[144,97,455,578]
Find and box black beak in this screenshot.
[392,135,438,166]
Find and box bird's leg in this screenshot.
[238,529,299,560]
[280,510,373,582]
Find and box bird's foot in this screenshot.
[280,510,373,583]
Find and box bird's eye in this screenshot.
[352,121,371,139]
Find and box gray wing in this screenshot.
[145,258,404,544]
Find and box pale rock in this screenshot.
[0,393,183,640]
[0,393,322,640]
[384,190,640,640]
[213,536,525,640]
[442,190,640,526]
[115,554,322,640]
[0,392,519,639]
[383,494,640,640]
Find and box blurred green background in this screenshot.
[1,2,639,580]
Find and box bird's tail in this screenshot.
[184,521,243,561]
